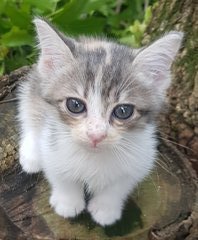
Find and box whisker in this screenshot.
[147,174,159,193]
[155,152,174,176]
[112,145,131,169]
[158,136,193,151]
[157,129,193,151]
[117,135,176,178]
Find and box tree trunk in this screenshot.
[143,0,198,172]
[0,0,197,239]
[143,0,198,238]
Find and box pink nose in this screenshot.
[87,132,107,147]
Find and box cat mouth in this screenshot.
[76,139,109,152]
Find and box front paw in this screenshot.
[50,192,85,218]
[19,135,42,173]
[19,153,41,173]
[19,148,41,173]
[88,198,122,226]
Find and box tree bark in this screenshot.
[143,0,198,239]
[143,0,198,172]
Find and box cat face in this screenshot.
[33,18,183,148]
[40,45,153,148]
[57,89,141,148]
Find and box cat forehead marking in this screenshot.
[81,43,134,105]
[83,41,112,65]
[83,40,109,50]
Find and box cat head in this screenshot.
[33,18,183,148]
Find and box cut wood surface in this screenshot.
[0,67,197,239]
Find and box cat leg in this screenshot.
[88,177,133,226]
[49,180,85,218]
[19,131,42,173]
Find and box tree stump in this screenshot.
[0,67,197,240]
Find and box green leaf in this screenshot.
[0,0,6,14]
[119,35,137,47]
[144,6,152,25]
[0,18,12,35]
[52,0,108,23]
[1,26,33,47]
[0,62,5,76]
[4,2,31,29]
[83,0,113,14]
[25,0,60,14]
[3,45,33,73]
[52,0,84,24]
[56,17,106,35]
[0,45,9,60]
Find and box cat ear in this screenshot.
[133,31,184,93]
[33,18,74,77]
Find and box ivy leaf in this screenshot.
[4,2,31,29]
[55,17,106,35]
[26,0,60,14]
[1,26,33,47]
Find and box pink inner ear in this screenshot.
[38,56,56,76]
[43,58,54,69]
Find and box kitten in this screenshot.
[18,18,183,226]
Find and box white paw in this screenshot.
[88,198,122,226]
[50,192,85,218]
[19,133,42,173]
[19,154,41,173]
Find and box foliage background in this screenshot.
[0,0,157,76]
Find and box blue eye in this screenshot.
[66,98,86,114]
[113,104,134,120]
